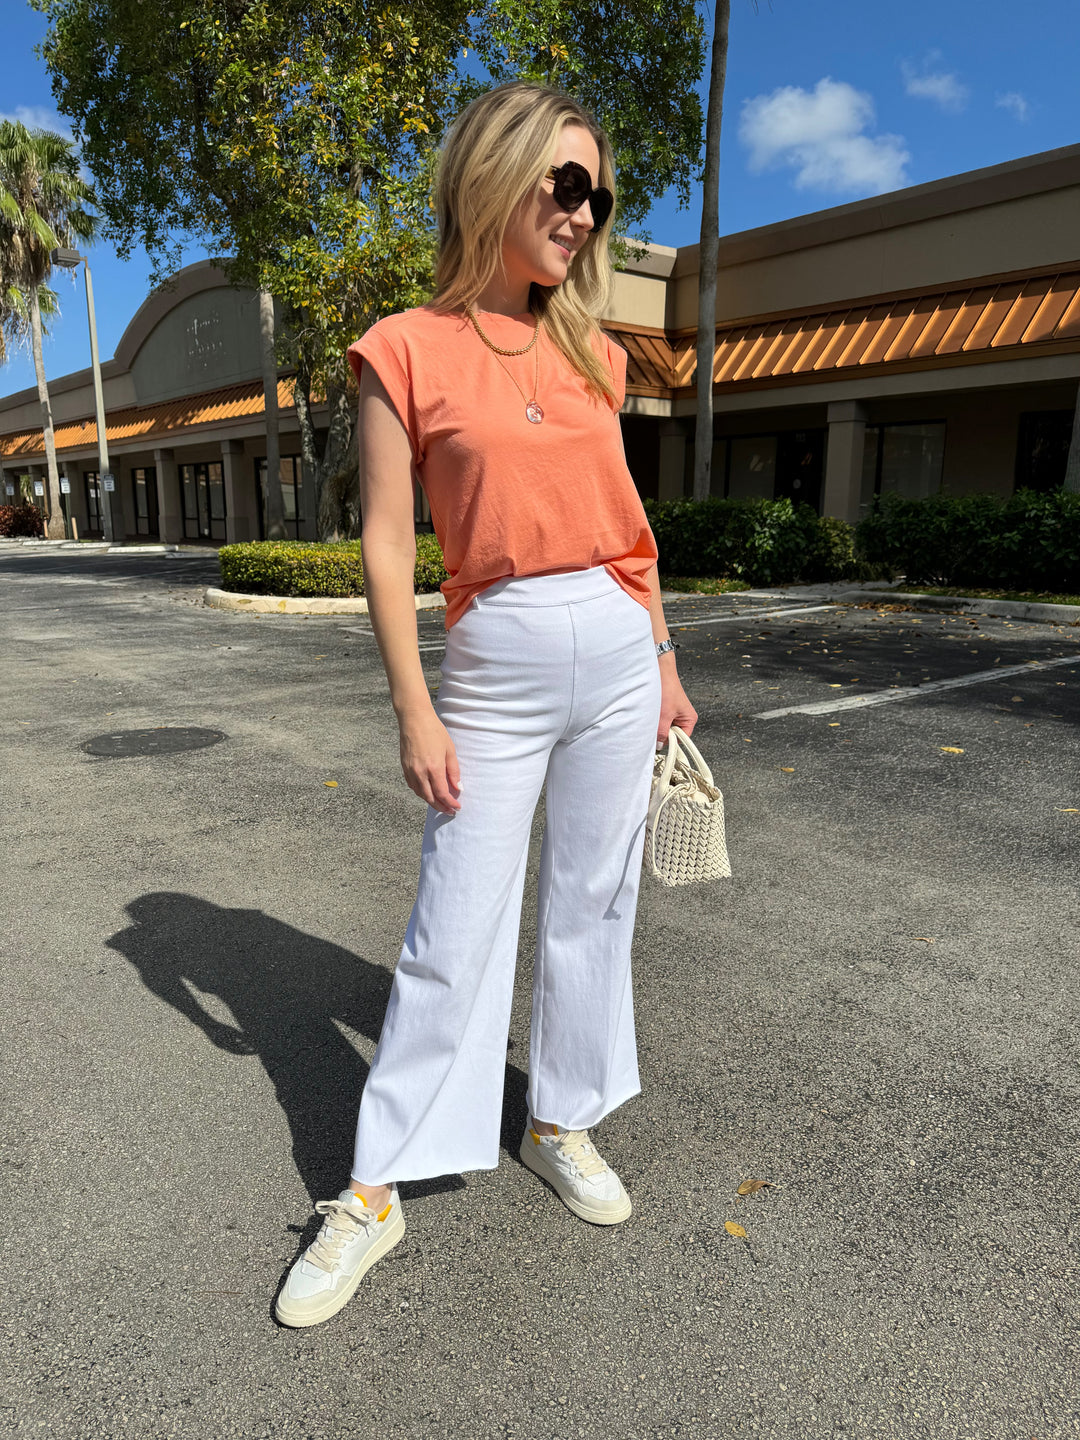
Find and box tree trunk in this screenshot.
[294,372,360,542]
[693,0,730,502]
[30,287,65,538]
[258,287,287,538]
[1064,379,1080,494]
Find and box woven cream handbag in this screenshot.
[645,725,732,887]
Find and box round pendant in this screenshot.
[525,400,544,425]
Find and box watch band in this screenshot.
[655,639,675,657]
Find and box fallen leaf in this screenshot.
[1011,695,1023,702]
[725,1221,748,1238]
[1057,808,1078,813]
[912,937,935,944]
[324,780,338,788]
[737,1179,774,1196]
[827,684,843,689]
[780,767,795,773]
[828,722,840,727]
[939,746,965,754]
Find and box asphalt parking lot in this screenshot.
[2,548,1078,1440]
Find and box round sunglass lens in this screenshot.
[555,167,589,210]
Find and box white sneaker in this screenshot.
[275,1187,405,1328]
[520,1123,632,1225]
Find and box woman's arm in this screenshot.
[644,563,699,744]
[358,363,461,814]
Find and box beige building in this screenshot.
[2,142,1079,541]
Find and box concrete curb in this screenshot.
[659,584,1079,626]
[203,586,447,615]
[816,587,1080,626]
[0,538,177,553]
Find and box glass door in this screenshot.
[84,470,102,535]
[180,461,227,540]
[132,467,159,537]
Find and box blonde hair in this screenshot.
[432,82,617,403]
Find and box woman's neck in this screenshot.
[472,277,533,317]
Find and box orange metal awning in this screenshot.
[609,265,1080,398]
[0,378,295,462]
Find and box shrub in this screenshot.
[643,496,859,585]
[855,489,1080,591]
[0,503,44,538]
[218,534,449,597]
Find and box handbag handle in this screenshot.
[666,724,715,788]
[648,724,713,834]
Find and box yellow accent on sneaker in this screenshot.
[377,1202,392,1222]
[529,1128,542,1144]
[350,1190,367,1206]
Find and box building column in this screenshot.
[153,448,184,543]
[221,438,256,542]
[657,419,691,501]
[822,401,867,524]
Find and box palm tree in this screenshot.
[693,1,731,502]
[0,121,95,537]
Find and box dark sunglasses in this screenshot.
[544,161,614,233]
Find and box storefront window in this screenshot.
[84,470,102,534]
[727,436,777,501]
[255,456,303,539]
[863,422,946,502]
[132,467,159,536]
[180,461,228,540]
[1015,411,1072,492]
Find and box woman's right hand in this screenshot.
[398,707,462,814]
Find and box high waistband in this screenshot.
[474,567,621,607]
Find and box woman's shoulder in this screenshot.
[360,305,464,344]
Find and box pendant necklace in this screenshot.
[466,307,544,424]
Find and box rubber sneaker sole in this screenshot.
[274,1204,406,1328]
[519,1136,632,1225]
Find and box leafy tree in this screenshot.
[34,0,705,537]
[0,120,95,537]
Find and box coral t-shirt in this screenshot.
[346,306,658,629]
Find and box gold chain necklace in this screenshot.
[466,308,545,424]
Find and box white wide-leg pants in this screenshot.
[352,568,662,1185]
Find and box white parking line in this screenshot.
[754,653,1080,719]
[672,603,835,630]
[340,625,444,653]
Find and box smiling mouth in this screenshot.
[550,236,575,258]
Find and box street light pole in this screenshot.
[52,248,116,542]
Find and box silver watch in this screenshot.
[655,639,675,657]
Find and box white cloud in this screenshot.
[739,78,910,196]
[996,91,1030,122]
[0,104,74,139]
[901,57,968,112]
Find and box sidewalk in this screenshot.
[2,537,1076,624]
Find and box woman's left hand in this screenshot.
[657,657,698,745]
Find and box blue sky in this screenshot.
[2,0,1078,397]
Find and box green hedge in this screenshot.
[643,497,861,585]
[219,534,449,597]
[856,489,1080,590]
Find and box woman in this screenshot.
[276,81,697,1329]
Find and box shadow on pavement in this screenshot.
[107,893,530,1204]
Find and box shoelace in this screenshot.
[552,1129,608,1179]
[306,1197,378,1275]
